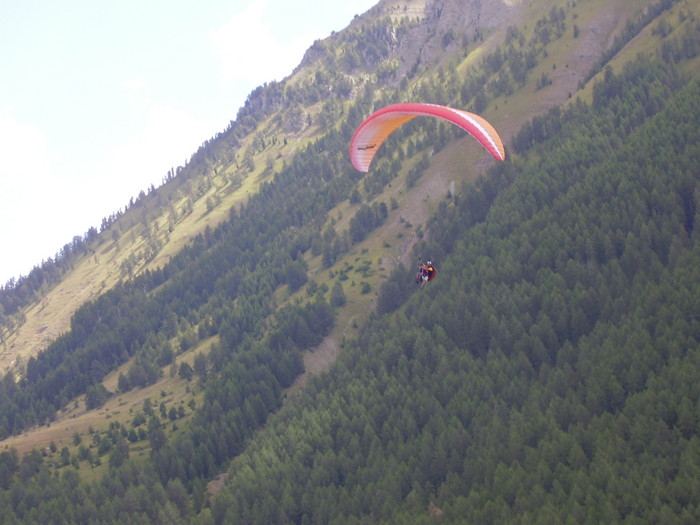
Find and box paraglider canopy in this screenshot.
[350,103,505,172]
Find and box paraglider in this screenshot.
[350,103,505,172]
[416,259,436,287]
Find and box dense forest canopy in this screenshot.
[210,54,700,524]
[1,0,699,522]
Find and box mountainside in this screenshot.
[1,0,699,522]
[0,0,651,377]
[215,58,700,524]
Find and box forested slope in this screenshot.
[211,57,700,523]
[0,0,698,523]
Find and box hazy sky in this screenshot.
[0,0,377,284]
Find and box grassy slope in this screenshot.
[3,0,694,473]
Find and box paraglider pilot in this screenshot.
[416,259,436,286]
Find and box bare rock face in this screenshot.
[426,0,522,31]
[296,0,525,85]
[391,0,523,79]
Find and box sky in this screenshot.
[0,0,378,285]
